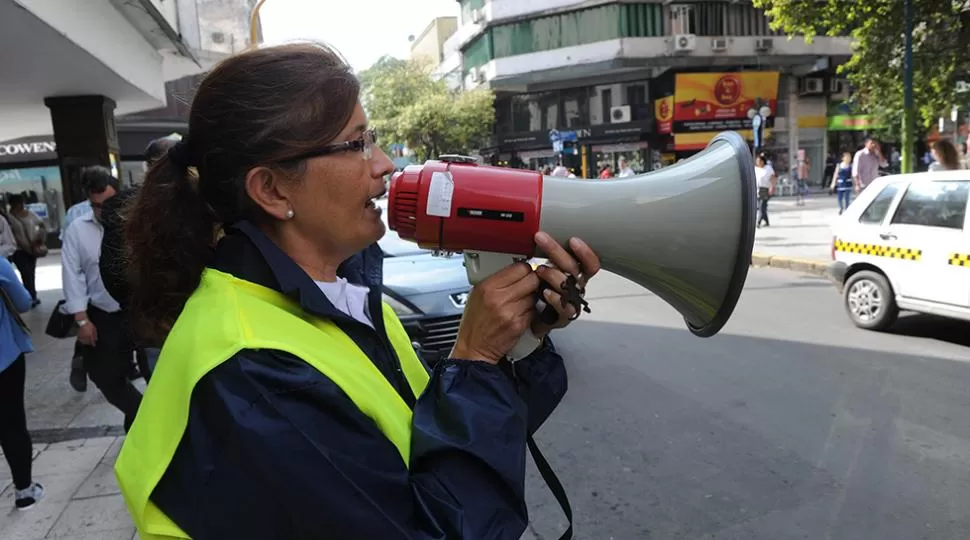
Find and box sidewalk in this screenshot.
[0,255,138,539]
[0,437,135,539]
[752,193,842,274]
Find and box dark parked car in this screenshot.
[377,201,471,366]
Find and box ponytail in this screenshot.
[125,150,218,346]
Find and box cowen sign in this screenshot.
[0,136,57,165]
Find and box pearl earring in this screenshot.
[285,208,295,219]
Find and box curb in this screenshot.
[750,252,831,277]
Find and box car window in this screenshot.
[859,184,900,224]
[890,180,970,230]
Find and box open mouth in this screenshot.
[366,190,386,211]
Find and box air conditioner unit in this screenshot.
[800,77,824,95]
[711,37,728,52]
[471,8,483,23]
[754,38,773,51]
[610,105,632,123]
[673,34,697,53]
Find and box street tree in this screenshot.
[753,0,970,142]
[359,56,496,161]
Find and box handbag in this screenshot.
[45,299,78,339]
[0,288,29,335]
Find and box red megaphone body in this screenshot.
[388,156,544,257]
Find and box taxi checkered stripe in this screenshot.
[949,253,970,266]
[834,240,922,261]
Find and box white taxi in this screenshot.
[827,170,970,330]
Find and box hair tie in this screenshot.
[169,139,193,168]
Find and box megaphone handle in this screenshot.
[463,251,545,362]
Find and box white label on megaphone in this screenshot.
[427,171,455,217]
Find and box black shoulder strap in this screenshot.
[527,435,573,540]
[510,352,573,540]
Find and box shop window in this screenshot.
[510,93,557,132]
[669,4,696,35]
[621,3,664,37]
[491,4,624,58]
[495,97,513,134]
[462,33,493,73]
[0,166,65,237]
[624,83,649,120]
[561,88,590,128]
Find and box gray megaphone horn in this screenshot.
[388,131,758,357]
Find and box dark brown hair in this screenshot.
[932,139,960,170]
[125,42,360,345]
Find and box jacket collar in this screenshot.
[209,220,385,321]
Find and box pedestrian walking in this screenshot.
[755,154,776,228]
[928,139,963,171]
[0,256,44,509]
[852,137,888,193]
[7,194,48,308]
[98,134,182,382]
[830,152,855,214]
[795,155,810,206]
[61,166,142,431]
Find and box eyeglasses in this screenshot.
[287,129,379,162]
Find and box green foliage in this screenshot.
[358,56,496,161]
[753,0,970,138]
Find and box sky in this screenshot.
[260,0,461,72]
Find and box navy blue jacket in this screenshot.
[150,221,568,539]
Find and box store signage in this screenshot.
[0,140,56,157]
[499,121,651,149]
[655,96,673,134]
[672,72,780,133]
[828,115,883,131]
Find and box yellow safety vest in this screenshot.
[114,268,431,539]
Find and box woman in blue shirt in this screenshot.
[830,152,854,214]
[0,257,44,509]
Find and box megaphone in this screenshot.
[388,131,757,359]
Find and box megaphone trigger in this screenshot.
[535,273,591,325]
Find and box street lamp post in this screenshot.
[902,0,914,173]
[250,0,266,49]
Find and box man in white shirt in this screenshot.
[617,158,636,178]
[61,166,142,431]
[852,137,888,192]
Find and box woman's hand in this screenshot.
[451,262,540,365]
[531,232,600,339]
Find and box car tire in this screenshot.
[843,270,898,331]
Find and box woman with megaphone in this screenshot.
[114,42,600,540]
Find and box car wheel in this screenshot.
[843,270,898,331]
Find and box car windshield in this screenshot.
[377,201,429,257]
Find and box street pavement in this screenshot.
[523,267,970,540]
[753,192,845,261]
[3,205,969,538]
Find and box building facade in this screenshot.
[0,0,260,243]
[411,17,459,65]
[441,0,854,180]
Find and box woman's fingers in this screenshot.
[540,288,578,322]
[567,237,600,281]
[535,232,581,277]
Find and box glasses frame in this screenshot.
[284,129,379,163]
